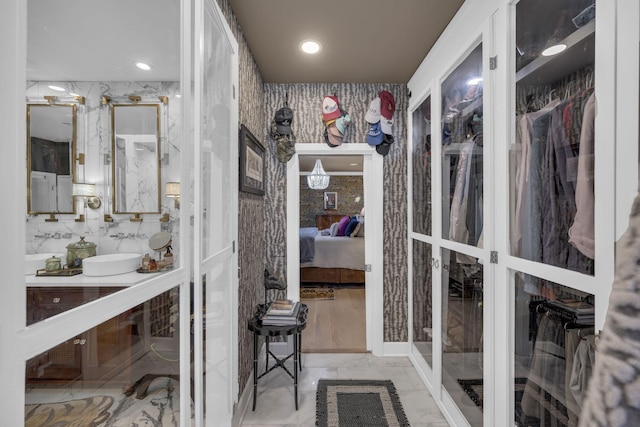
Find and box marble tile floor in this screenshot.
[239,352,450,427]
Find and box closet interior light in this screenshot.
[541,44,567,57]
[136,62,152,71]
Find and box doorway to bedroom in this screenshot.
[298,154,366,352]
[287,143,384,356]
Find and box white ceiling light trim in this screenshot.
[299,39,322,54]
[135,62,152,71]
[307,159,330,189]
[541,44,567,57]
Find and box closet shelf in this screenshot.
[516,19,595,86]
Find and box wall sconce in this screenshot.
[72,183,102,209]
[166,182,180,209]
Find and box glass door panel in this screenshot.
[200,1,234,260]
[203,258,234,423]
[441,248,483,426]
[413,95,433,236]
[25,289,182,424]
[513,272,595,426]
[441,44,484,246]
[412,239,433,365]
[510,0,596,276]
[197,0,237,424]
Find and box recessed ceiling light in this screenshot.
[48,85,65,92]
[136,62,152,71]
[300,40,321,54]
[350,163,358,166]
[466,77,483,86]
[541,44,567,57]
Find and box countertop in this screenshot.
[25,270,161,287]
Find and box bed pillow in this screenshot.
[345,216,359,237]
[350,222,362,238]
[356,222,365,237]
[336,215,351,236]
[329,222,339,237]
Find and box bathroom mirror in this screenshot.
[27,103,77,214]
[111,103,161,214]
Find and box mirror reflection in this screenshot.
[111,104,161,214]
[27,103,76,214]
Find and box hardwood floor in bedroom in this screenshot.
[301,284,366,353]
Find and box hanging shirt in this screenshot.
[569,93,596,259]
[514,99,561,258]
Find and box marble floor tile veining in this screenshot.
[240,352,449,427]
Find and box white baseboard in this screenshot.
[382,341,410,356]
[232,369,254,427]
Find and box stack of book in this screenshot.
[261,299,301,326]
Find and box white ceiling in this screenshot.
[27,0,180,81]
[299,155,363,174]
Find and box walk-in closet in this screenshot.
[408,0,639,425]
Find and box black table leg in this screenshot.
[265,336,270,371]
[294,333,299,410]
[252,332,258,411]
[298,332,302,371]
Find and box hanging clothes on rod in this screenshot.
[514,80,595,296]
[522,299,595,427]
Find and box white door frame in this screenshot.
[286,143,384,356]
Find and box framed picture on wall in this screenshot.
[324,192,337,210]
[239,124,265,196]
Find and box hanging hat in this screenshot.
[323,128,338,147]
[276,134,296,163]
[365,97,381,124]
[376,133,395,156]
[322,96,342,122]
[380,117,393,134]
[326,122,343,146]
[366,122,383,146]
[379,90,396,120]
[335,113,351,134]
[274,107,293,135]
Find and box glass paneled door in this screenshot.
[440,42,484,426]
[194,0,238,424]
[411,95,434,368]
[510,1,596,425]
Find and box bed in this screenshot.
[299,214,365,284]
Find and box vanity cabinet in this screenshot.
[26,286,144,384]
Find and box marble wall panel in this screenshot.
[25,81,181,264]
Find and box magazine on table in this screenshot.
[261,300,301,325]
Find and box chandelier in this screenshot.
[307,159,330,190]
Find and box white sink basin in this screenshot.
[82,253,142,277]
[25,253,66,275]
